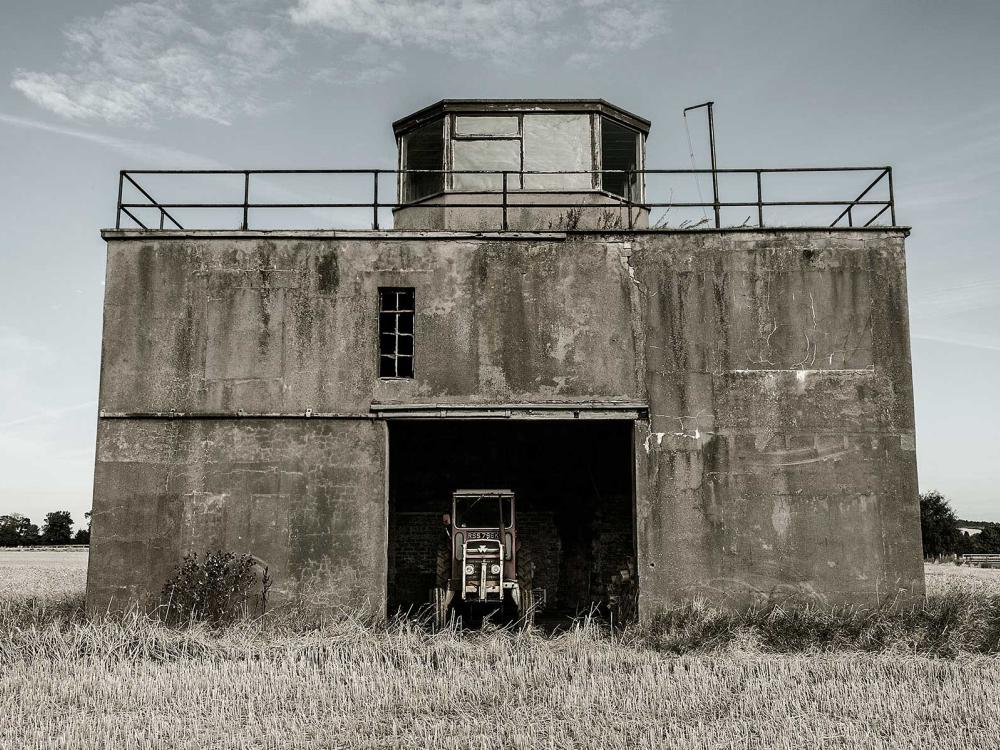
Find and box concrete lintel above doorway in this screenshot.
[370,401,648,420]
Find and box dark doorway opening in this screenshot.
[387,420,636,622]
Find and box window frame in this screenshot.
[597,116,645,203]
[397,109,645,199]
[399,118,446,204]
[377,287,415,380]
[449,114,524,191]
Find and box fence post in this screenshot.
[756,171,764,227]
[241,171,250,231]
[501,171,508,232]
[372,170,380,230]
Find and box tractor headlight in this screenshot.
[465,565,475,575]
[491,564,501,575]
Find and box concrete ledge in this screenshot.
[101,229,569,241]
[100,226,910,241]
[371,401,648,420]
[99,401,650,420]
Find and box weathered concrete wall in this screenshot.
[88,418,385,613]
[629,231,922,608]
[91,227,923,614]
[98,232,641,415]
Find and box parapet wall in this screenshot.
[89,227,923,614]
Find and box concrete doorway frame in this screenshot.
[375,401,648,621]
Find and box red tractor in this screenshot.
[433,489,536,626]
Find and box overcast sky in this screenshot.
[1,0,998,529]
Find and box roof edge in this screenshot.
[392,99,651,136]
[101,227,910,241]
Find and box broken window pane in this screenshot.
[401,119,444,203]
[452,139,520,191]
[455,116,519,137]
[522,115,592,190]
[378,287,415,379]
[601,118,640,199]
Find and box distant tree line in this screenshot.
[0,511,90,547]
[4,494,996,554]
[920,491,1000,557]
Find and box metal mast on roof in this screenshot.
[683,101,720,228]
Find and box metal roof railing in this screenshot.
[113,166,896,232]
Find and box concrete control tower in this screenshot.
[88,99,923,619]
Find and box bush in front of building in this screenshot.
[160,551,271,627]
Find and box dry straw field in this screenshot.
[2,550,999,750]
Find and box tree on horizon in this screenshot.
[920,491,961,557]
[73,511,92,544]
[41,511,74,545]
[0,514,41,546]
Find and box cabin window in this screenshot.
[401,120,444,203]
[378,288,414,378]
[454,116,519,137]
[452,139,521,191]
[522,114,592,190]
[451,115,521,191]
[601,118,641,200]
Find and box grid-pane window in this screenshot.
[378,288,415,378]
[450,115,523,191]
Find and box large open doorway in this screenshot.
[386,420,636,623]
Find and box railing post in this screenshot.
[501,171,508,232]
[372,170,380,230]
[625,169,633,229]
[847,205,853,227]
[241,171,249,231]
[159,208,165,230]
[707,104,721,229]
[756,171,764,227]
[116,171,124,229]
[887,167,896,226]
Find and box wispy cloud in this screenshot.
[909,279,1000,352]
[11,0,290,127]
[0,401,97,431]
[290,0,670,64]
[912,333,1000,353]
[312,42,406,86]
[910,279,1000,320]
[0,326,95,517]
[0,112,222,168]
[12,0,672,125]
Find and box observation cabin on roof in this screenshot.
[392,100,651,230]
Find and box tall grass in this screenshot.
[2,562,999,748]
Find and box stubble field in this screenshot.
[2,550,999,750]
